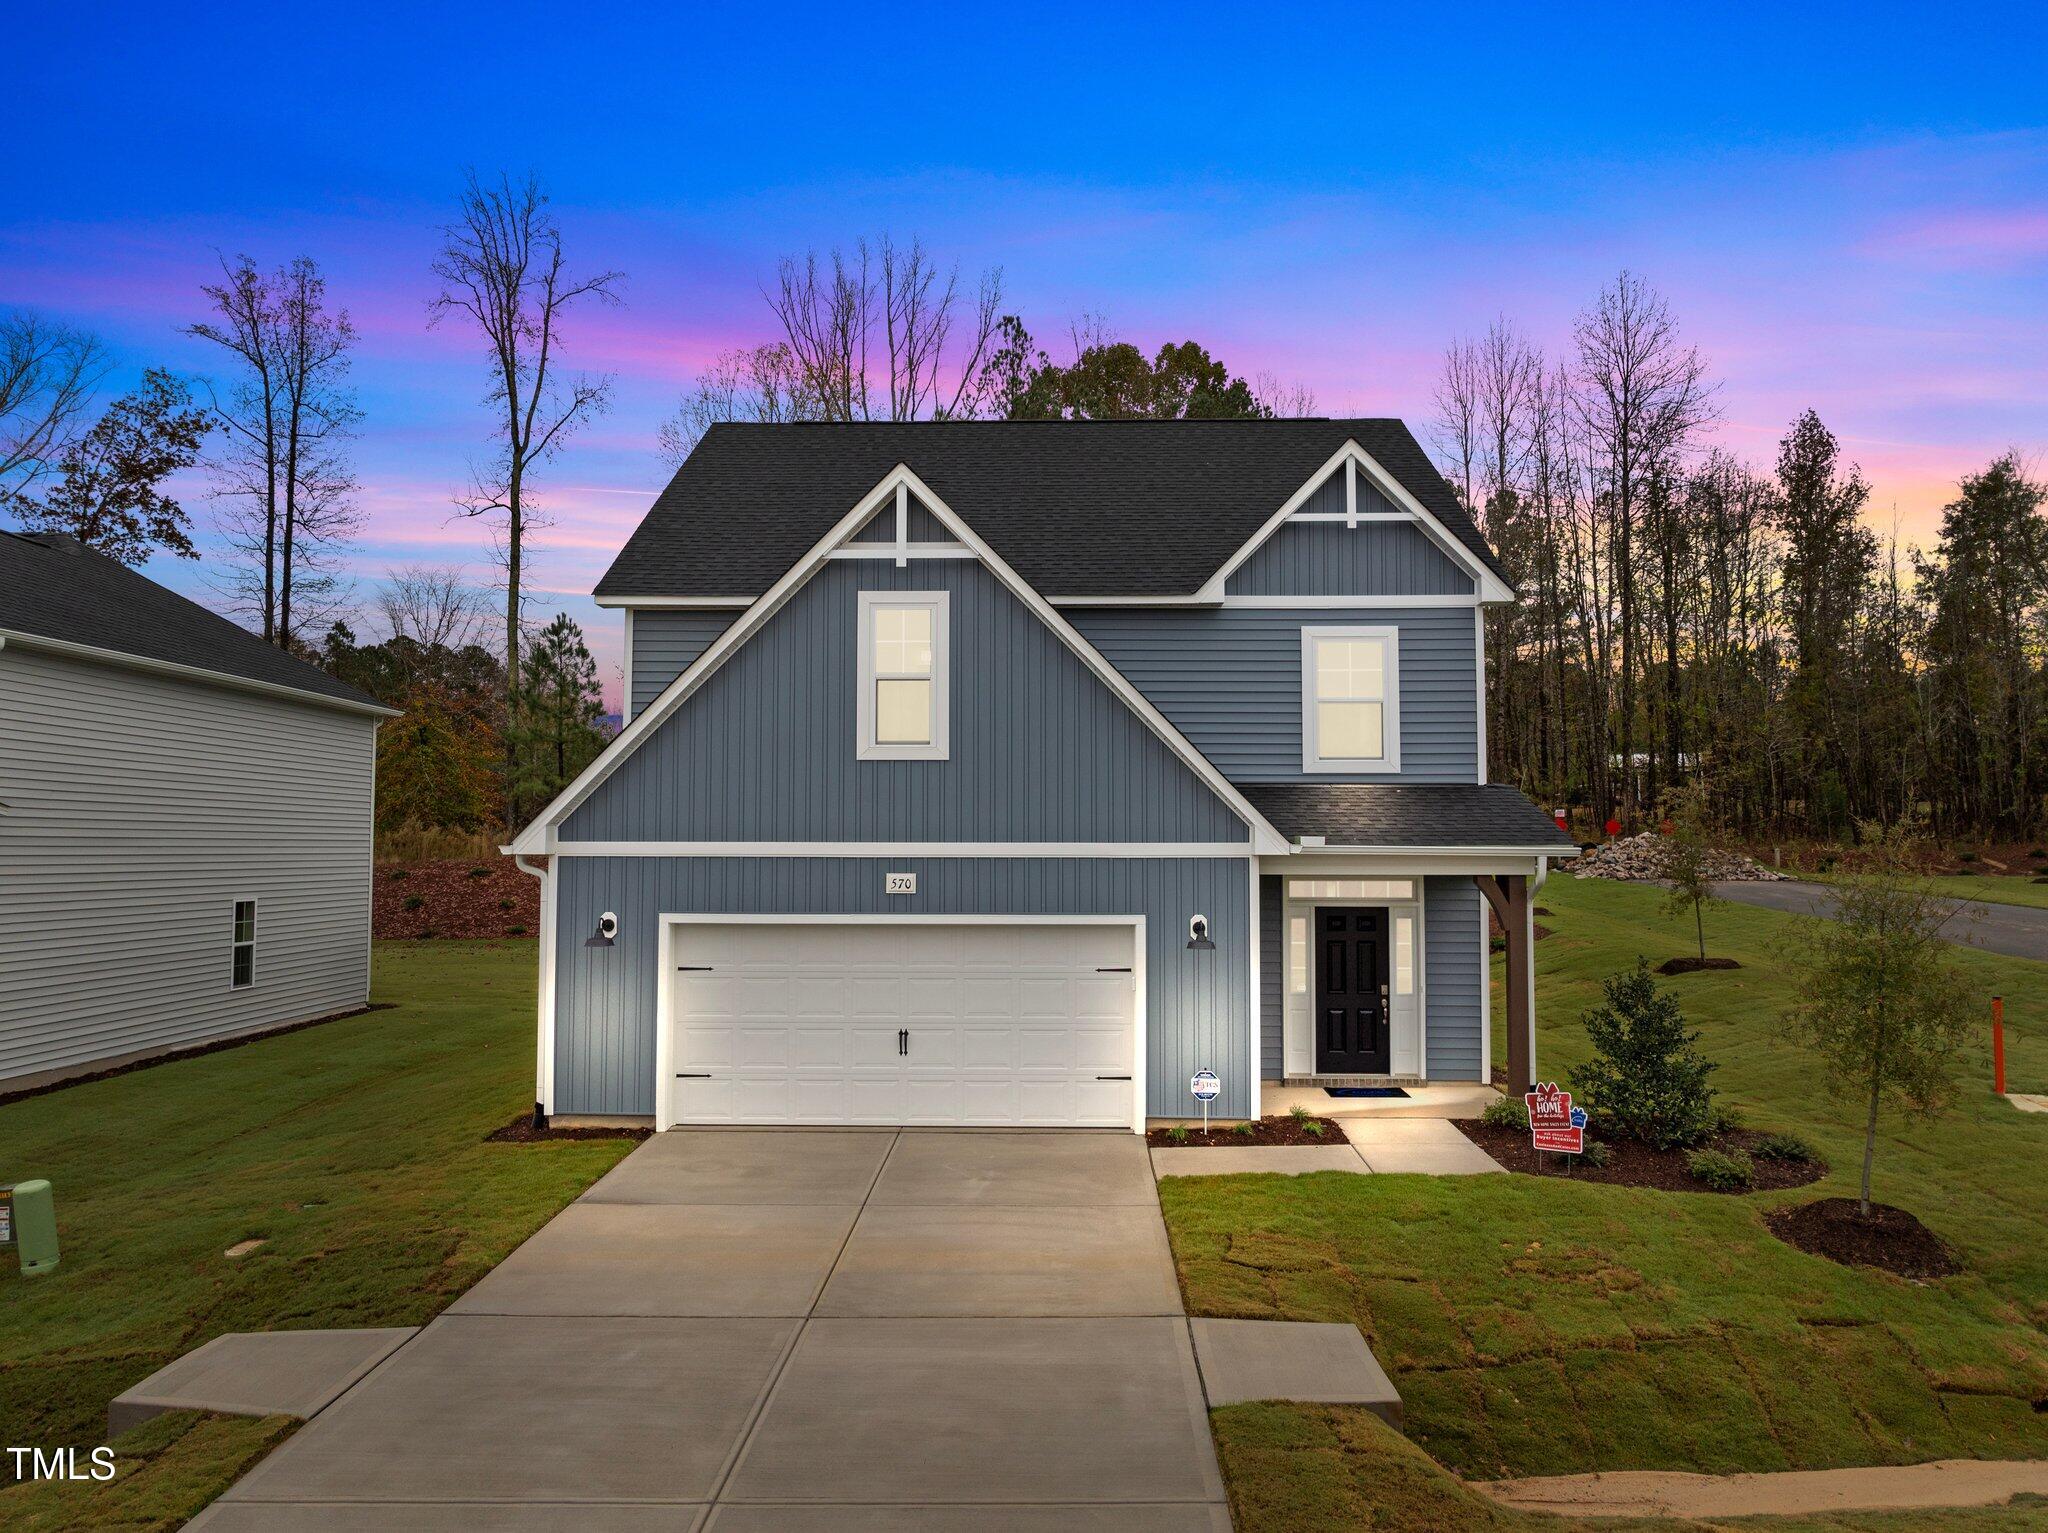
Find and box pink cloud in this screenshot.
[1861,208,2048,268]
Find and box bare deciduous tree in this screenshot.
[190,254,363,646]
[429,171,623,754]
[0,311,108,507]
[378,563,491,651]
[1253,372,1319,418]
[766,236,1002,424]
[1572,272,1716,815]
[658,343,818,466]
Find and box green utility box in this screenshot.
[2,1180,59,1275]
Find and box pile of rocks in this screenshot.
[1564,832,1789,882]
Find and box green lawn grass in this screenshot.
[1164,876,2048,1487]
[1888,874,2048,912]
[1212,1403,2048,1533]
[0,940,636,1523]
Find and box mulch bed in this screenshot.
[1764,1197,1960,1279]
[1656,955,1744,975]
[1146,1114,1348,1147]
[485,1114,654,1144]
[376,859,540,940]
[1456,1120,1828,1194]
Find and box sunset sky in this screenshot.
[8,2,2044,709]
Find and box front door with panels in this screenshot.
[668,923,1136,1127]
[1314,906,1391,1074]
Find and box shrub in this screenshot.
[1752,1131,1817,1162]
[1166,1124,1190,1145]
[506,925,527,936]
[402,894,426,912]
[466,866,491,879]
[1304,1119,1326,1137]
[1567,960,1717,1148]
[1232,1119,1257,1137]
[1288,1104,1311,1122]
[1685,1147,1755,1190]
[1480,1095,1529,1131]
[388,868,410,881]
[1708,1102,1746,1135]
[498,898,516,911]
[1580,1140,1612,1169]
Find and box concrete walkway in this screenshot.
[1151,1118,1503,1178]
[1714,878,2048,963]
[192,1129,1232,1531]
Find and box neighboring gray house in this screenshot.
[510,420,1575,1129]
[0,531,393,1089]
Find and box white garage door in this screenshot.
[665,922,1138,1128]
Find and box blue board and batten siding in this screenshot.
[551,856,1252,1118]
[1072,605,1479,783]
[1226,479,1477,599]
[560,555,1259,1118]
[575,560,1248,844]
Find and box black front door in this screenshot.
[1315,907,1391,1074]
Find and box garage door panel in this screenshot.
[668,923,1137,1128]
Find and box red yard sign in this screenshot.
[1524,1082,1587,1155]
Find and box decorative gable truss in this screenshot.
[509,464,1292,856]
[1204,440,1514,604]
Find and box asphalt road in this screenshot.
[1711,879,2048,963]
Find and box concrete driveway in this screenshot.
[193,1129,1231,1530]
[1713,878,2048,963]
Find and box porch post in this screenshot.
[1474,873,1535,1096]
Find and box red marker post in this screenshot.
[1993,996,2006,1096]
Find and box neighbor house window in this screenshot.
[1302,627,1399,772]
[858,591,949,760]
[230,899,256,988]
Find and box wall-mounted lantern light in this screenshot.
[585,911,619,948]
[1186,914,1214,950]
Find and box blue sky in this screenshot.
[7,2,2045,704]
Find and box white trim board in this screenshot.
[653,913,1148,1134]
[1197,440,1515,604]
[509,462,1291,856]
[593,595,753,609]
[547,840,1256,858]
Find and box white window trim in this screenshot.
[1301,625,1401,774]
[230,896,257,989]
[857,590,950,761]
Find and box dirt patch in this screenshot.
[1656,955,1744,975]
[485,1114,653,1144]
[1147,1114,1348,1147]
[1457,1120,1828,1194]
[376,859,539,940]
[1765,1197,1960,1279]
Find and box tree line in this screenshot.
[1433,274,2046,841]
[9,178,2036,847]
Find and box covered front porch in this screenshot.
[1242,782,1580,1104]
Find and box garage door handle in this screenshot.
[1096,1075,1133,1081]
[1096,966,1132,973]
[677,965,714,972]
[676,1073,712,1079]
[898,1028,908,1056]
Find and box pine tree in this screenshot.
[514,613,606,817]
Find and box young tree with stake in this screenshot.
[1659,780,1720,964]
[1789,823,1976,1216]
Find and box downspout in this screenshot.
[511,852,553,1131]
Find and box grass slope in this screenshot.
[1812,871,2048,912]
[1164,878,2048,1483]
[1213,1403,2048,1533]
[0,942,635,1484]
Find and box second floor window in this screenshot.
[1302,627,1400,772]
[858,591,950,760]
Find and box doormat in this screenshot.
[1324,1086,1411,1099]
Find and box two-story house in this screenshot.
[507,420,1575,1130]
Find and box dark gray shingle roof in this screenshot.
[0,531,386,711]
[1240,783,1579,852]
[595,418,1505,599]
